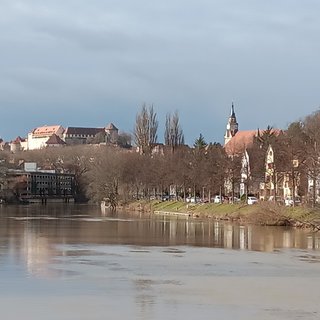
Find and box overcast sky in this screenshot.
[1,0,320,144]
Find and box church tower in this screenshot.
[224,103,238,145]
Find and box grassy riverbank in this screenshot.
[123,200,320,229]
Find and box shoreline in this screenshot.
[119,200,320,230]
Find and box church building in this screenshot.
[224,104,258,156]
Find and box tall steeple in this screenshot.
[230,102,235,117]
[224,102,239,145]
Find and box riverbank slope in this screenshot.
[122,200,320,229]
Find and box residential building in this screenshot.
[261,144,300,201]
[308,174,320,203]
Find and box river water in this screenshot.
[1,204,320,320]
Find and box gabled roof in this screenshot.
[46,134,66,145]
[64,127,104,136]
[224,129,283,155]
[12,136,26,144]
[105,123,118,130]
[32,125,64,137]
[225,130,258,155]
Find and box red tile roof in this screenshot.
[225,129,282,155]
[12,136,26,144]
[33,125,64,137]
[225,130,257,155]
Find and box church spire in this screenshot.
[224,102,239,145]
[230,102,235,117]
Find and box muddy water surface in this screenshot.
[0,204,320,319]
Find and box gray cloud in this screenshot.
[1,0,320,142]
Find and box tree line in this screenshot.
[1,105,320,207]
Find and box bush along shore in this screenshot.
[120,200,320,231]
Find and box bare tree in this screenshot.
[87,131,106,144]
[85,148,122,209]
[117,132,132,148]
[164,111,184,153]
[301,110,320,206]
[203,143,228,201]
[134,104,158,155]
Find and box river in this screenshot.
[0,204,320,320]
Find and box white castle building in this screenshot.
[27,125,65,150]
[10,123,119,151]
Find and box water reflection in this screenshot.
[1,204,320,278]
[2,205,320,320]
[153,216,320,252]
[134,279,156,320]
[22,226,55,277]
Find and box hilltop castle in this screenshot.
[10,123,119,151]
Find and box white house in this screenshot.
[27,125,65,150]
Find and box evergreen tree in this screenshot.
[193,133,207,149]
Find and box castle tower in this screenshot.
[105,123,119,143]
[224,103,238,145]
